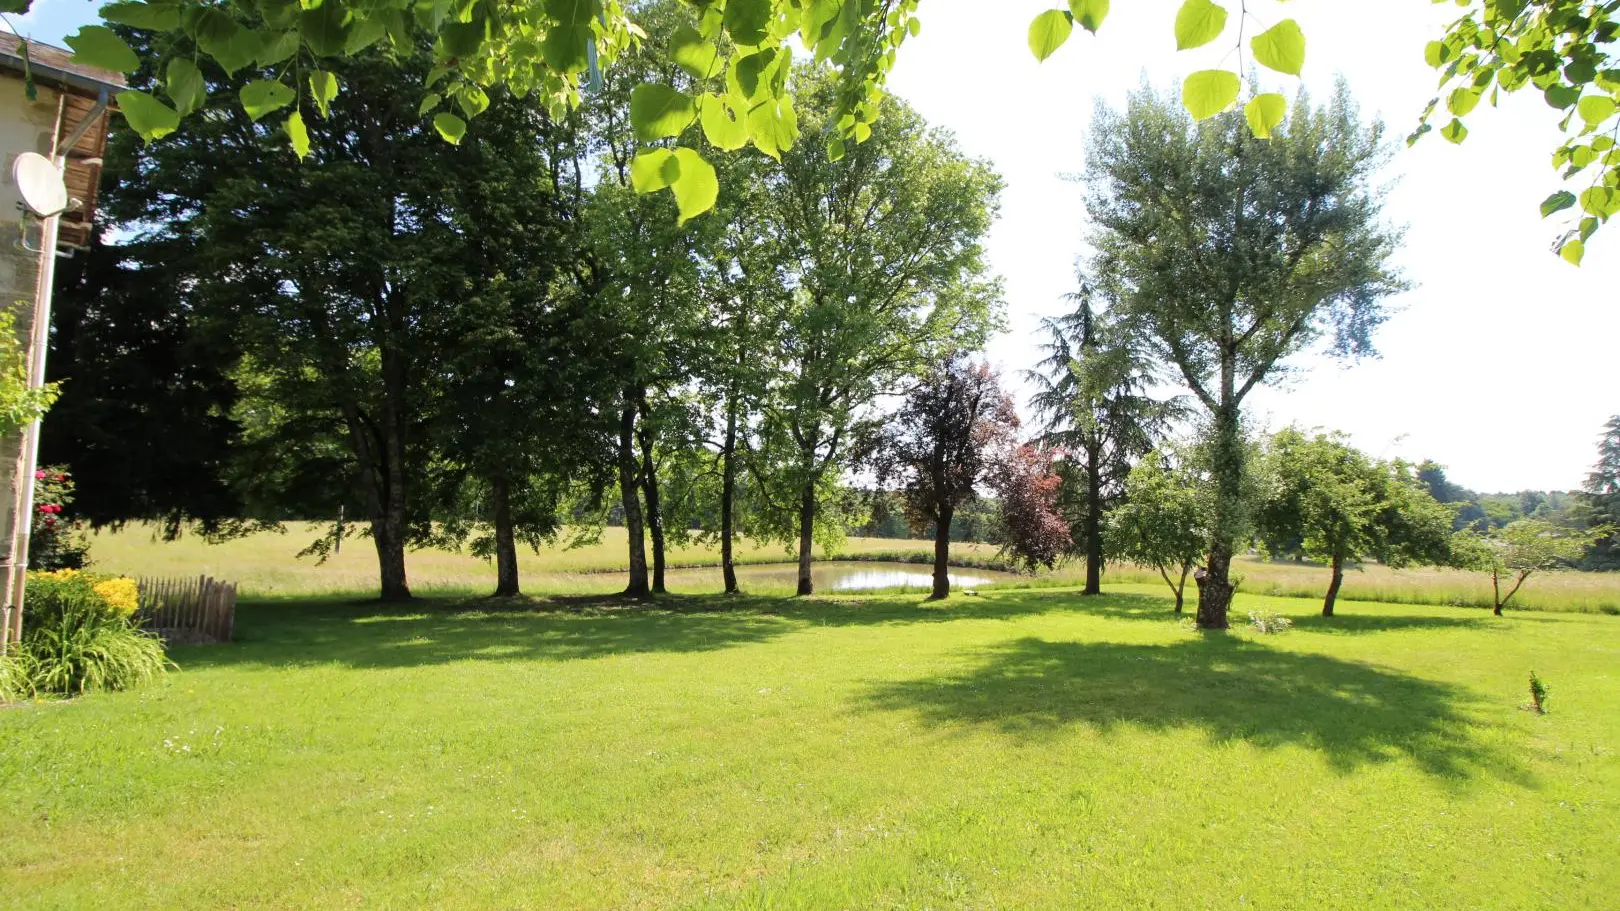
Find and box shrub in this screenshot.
[11,569,169,696]
[1248,610,1293,634]
[0,655,30,702]
[28,467,90,571]
[1528,671,1550,715]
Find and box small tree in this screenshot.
[991,445,1072,573]
[873,358,1019,600]
[1257,429,1454,617]
[1108,450,1207,613]
[1452,519,1609,616]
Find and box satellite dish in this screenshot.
[12,152,67,218]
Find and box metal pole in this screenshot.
[3,91,70,650]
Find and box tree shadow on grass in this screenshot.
[175,588,1095,672]
[174,593,804,671]
[862,635,1529,784]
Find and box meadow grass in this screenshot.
[1,584,1616,909]
[84,522,1620,612]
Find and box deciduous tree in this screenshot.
[1451,519,1609,616]
[1087,82,1405,628]
[871,357,1018,600]
[1108,448,1207,613]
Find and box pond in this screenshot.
[659,560,1023,593]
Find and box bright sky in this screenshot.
[7,0,1617,492]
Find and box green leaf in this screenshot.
[309,70,339,118]
[729,48,780,100]
[1243,92,1286,139]
[670,147,717,224]
[629,148,679,193]
[194,9,261,74]
[65,25,139,73]
[440,19,485,58]
[1423,40,1450,68]
[1540,190,1576,218]
[433,112,466,144]
[1173,0,1226,51]
[828,135,846,161]
[457,84,490,119]
[240,79,295,122]
[1577,95,1617,126]
[258,30,300,65]
[115,89,180,141]
[1544,83,1579,109]
[417,92,440,118]
[629,84,696,142]
[541,23,591,73]
[1068,0,1107,33]
[343,14,385,53]
[98,1,180,31]
[1447,87,1480,117]
[722,0,771,46]
[698,94,748,151]
[1580,186,1620,219]
[1028,10,1072,63]
[165,57,205,116]
[285,109,310,159]
[1440,118,1468,143]
[1560,237,1584,265]
[300,0,351,57]
[671,24,720,79]
[747,95,798,161]
[906,17,920,37]
[1251,19,1305,76]
[1182,70,1240,121]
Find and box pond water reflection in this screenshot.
[659,561,1021,592]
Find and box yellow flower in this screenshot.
[93,577,140,617]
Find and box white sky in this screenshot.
[8,0,1617,492]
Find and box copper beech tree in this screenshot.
[869,357,1018,600]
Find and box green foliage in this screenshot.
[0,309,57,439]
[28,466,90,571]
[1451,519,1610,613]
[1417,0,1620,260]
[1257,429,1454,615]
[1528,670,1550,714]
[1108,449,1207,611]
[12,570,169,696]
[1028,9,1073,63]
[1086,82,1404,627]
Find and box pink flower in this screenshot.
[34,471,44,480]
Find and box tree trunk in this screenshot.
[636,391,666,594]
[1195,404,1243,628]
[618,399,650,598]
[720,388,739,594]
[491,475,519,597]
[1322,551,1344,617]
[796,480,816,596]
[1083,443,1103,596]
[930,504,954,600]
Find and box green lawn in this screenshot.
[3,584,1616,909]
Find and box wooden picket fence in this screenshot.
[136,575,237,644]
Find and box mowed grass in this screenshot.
[86,522,1620,612]
[2,584,1618,909]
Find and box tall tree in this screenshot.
[1027,282,1179,595]
[1087,83,1405,628]
[871,357,1018,600]
[752,72,1003,596]
[43,228,241,534]
[417,98,618,597]
[991,444,1071,574]
[1257,428,1454,617]
[1582,416,1620,567]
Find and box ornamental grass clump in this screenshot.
[4,569,170,699]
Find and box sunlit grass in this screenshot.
[1,585,1616,909]
[83,523,1620,612]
